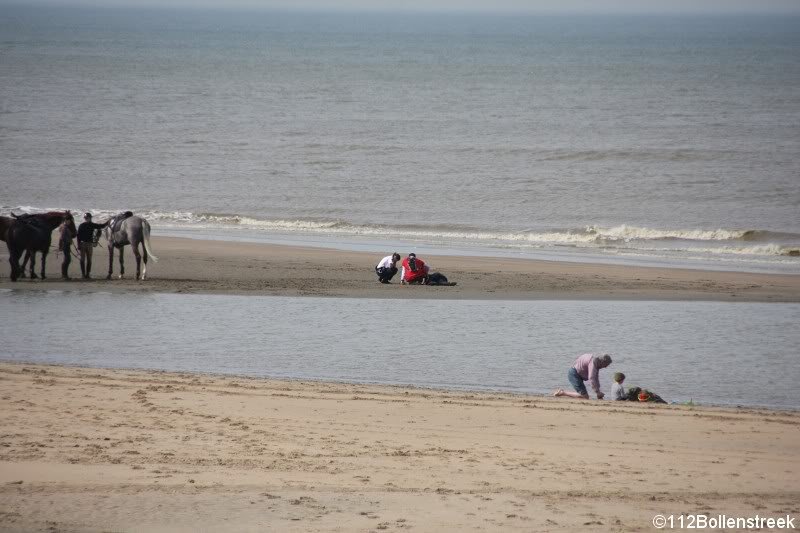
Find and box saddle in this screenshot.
[11,213,47,229]
[110,211,134,232]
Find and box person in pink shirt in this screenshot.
[553,353,613,400]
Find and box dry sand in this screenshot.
[0,363,798,532]
[2,235,799,301]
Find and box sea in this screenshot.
[2,290,799,410]
[2,6,799,409]
[1,6,799,272]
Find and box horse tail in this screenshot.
[142,220,159,262]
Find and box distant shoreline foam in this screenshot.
[6,205,800,270]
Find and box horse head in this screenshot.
[31,210,76,232]
[63,211,77,236]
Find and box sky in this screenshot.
[2,0,800,13]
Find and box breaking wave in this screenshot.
[125,212,800,258]
[4,206,799,258]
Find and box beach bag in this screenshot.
[627,387,667,404]
[427,272,449,285]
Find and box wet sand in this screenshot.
[1,235,799,301]
[0,363,798,532]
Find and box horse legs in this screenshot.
[39,251,47,280]
[118,245,125,279]
[106,244,114,280]
[132,242,143,280]
[8,252,19,282]
[19,251,31,278]
[141,242,148,281]
[28,251,38,279]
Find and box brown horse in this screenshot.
[0,215,12,240]
[1,215,33,277]
[6,211,77,281]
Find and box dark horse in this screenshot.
[102,212,158,280]
[1,215,33,277]
[6,211,77,281]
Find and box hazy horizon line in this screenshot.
[2,1,800,16]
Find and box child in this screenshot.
[611,372,626,401]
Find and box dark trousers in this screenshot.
[79,242,93,278]
[376,266,398,283]
[61,243,71,279]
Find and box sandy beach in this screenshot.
[3,237,799,531]
[2,235,799,301]
[0,363,797,532]
[4,6,800,532]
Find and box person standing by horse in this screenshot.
[57,219,77,280]
[77,212,109,279]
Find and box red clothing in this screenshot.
[401,256,427,283]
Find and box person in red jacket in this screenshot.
[400,253,429,284]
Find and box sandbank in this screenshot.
[1,235,799,301]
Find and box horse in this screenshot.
[102,213,158,280]
[5,211,77,281]
[0,215,13,240]
[1,215,33,277]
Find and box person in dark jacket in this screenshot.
[58,220,76,279]
[77,212,109,279]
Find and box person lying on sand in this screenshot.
[553,353,613,400]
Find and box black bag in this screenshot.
[427,272,449,285]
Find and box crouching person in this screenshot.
[400,253,429,285]
[375,252,401,284]
[553,353,613,400]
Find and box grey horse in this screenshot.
[103,213,158,280]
